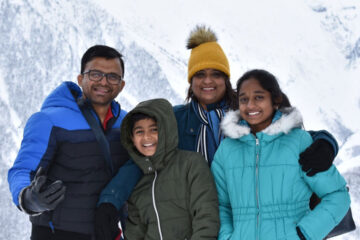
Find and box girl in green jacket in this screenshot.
[211,69,350,240]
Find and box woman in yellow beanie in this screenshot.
[173,25,338,168]
[173,25,237,164]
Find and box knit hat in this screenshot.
[187,25,230,82]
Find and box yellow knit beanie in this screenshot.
[187,25,230,82]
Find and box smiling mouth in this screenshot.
[93,86,110,94]
[248,111,260,116]
[202,87,215,91]
[143,143,155,147]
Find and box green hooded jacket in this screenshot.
[122,98,219,240]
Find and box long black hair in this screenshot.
[236,69,291,109]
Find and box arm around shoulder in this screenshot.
[98,159,142,210]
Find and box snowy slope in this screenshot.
[0,0,359,239]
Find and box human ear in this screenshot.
[77,74,83,86]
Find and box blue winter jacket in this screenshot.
[211,108,350,240]
[7,81,141,235]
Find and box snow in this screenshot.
[0,0,359,239]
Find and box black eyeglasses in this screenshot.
[82,70,123,85]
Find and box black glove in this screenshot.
[95,203,120,240]
[299,139,334,177]
[21,167,66,214]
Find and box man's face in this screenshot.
[77,57,125,107]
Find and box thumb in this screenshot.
[34,167,45,179]
[33,175,47,193]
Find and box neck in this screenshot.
[92,104,110,124]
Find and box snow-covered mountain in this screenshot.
[0,0,359,239]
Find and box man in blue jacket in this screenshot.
[8,45,141,240]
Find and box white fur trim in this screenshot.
[221,108,303,139]
[221,110,250,138]
[263,108,303,135]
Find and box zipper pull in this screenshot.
[256,138,259,146]
[49,221,55,233]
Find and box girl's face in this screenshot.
[238,78,276,133]
[191,68,226,110]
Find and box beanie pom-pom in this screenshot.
[186,25,218,49]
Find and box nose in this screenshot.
[203,74,212,84]
[144,131,152,140]
[99,75,108,85]
[247,99,256,108]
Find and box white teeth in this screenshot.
[202,88,215,90]
[143,143,153,147]
[248,112,260,116]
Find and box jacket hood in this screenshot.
[221,107,303,139]
[41,81,82,112]
[41,81,121,117]
[121,98,178,173]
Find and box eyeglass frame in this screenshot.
[82,69,123,85]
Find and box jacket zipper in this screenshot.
[255,137,260,240]
[152,171,163,240]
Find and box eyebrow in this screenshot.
[133,126,143,131]
[133,123,157,131]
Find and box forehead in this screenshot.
[84,57,122,75]
[133,118,157,129]
[239,78,267,93]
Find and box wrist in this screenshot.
[18,187,42,216]
[296,226,306,240]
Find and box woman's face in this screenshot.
[238,78,275,133]
[191,68,226,110]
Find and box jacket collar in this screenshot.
[221,107,303,139]
[186,99,228,135]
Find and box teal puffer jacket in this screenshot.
[211,108,350,240]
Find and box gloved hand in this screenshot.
[95,203,120,240]
[21,167,66,214]
[299,139,335,177]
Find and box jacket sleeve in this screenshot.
[211,146,233,240]
[297,132,350,240]
[308,130,339,156]
[188,154,220,240]
[98,159,142,210]
[7,112,56,207]
[124,199,146,240]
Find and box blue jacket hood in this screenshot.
[41,81,82,112]
[41,81,121,117]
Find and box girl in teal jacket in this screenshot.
[211,69,350,240]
